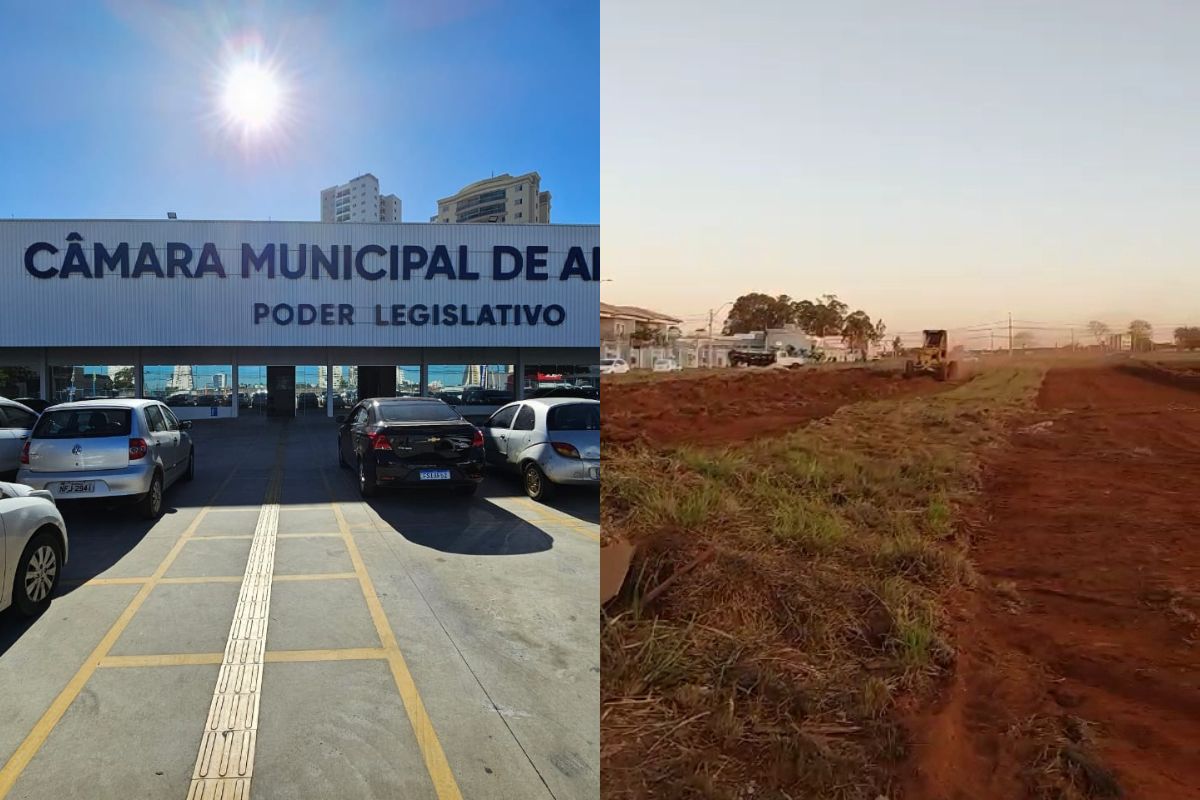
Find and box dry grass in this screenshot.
[601,365,1046,799]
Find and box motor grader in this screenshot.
[904,329,960,381]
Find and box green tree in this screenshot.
[892,335,903,356]
[722,293,797,334]
[111,367,135,390]
[1174,326,1200,350]
[795,294,848,336]
[841,310,877,360]
[1129,319,1153,351]
[1087,320,1110,345]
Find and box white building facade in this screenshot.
[0,220,598,421]
[320,173,402,223]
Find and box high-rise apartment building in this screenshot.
[319,173,402,223]
[430,172,551,224]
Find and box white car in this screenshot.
[0,397,40,480]
[1,481,68,616]
[652,358,680,372]
[598,358,629,375]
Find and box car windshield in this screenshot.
[601,359,616,365]
[547,403,601,431]
[33,408,132,438]
[377,402,461,422]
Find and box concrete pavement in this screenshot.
[0,414,599,799]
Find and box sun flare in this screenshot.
[220,61,283,133]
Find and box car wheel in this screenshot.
[14,529,63,616]
[138,471,164,519]
[523,462,555,502]
[337,437,347,468]
[182,448,195,482]
[358,457,377,498]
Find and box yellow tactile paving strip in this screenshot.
[186,460,282,799]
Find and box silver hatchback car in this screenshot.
[481,398,600,501]
[17,399,194,518]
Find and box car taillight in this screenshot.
[368,431,392,450]
[551,441,581,459]
[471,428,484,447]
[129,438,148,460]
[20,440,30,464]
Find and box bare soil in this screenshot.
[604,367,944,448]
[902,366,1200,799]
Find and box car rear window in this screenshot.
[33,408,132,438]
[377,402,461,422]
[547,404,600,431]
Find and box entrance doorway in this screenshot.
[266,366,295,418]
[357,366,397,400]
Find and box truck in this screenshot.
[728,348,807,369]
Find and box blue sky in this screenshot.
[603,0,1200,341]
[0,0,598,223]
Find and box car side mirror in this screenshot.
[180,420,193,430]
[335,415,347,423]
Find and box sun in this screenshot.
[220,61,283,133]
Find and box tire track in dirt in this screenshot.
[902,366,1200,799]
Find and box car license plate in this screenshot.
[419,469,451,481]
[58,481,95,494]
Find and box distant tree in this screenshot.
[723,293,796,334]
[841,310,878,360]
[1012,330,1037,349]
[892,335,903,356]
[111,367,135,391]
[795,294,848,336]
[871,319,887,349]
[1129,319,1153,351]
[1174,326,1200,350]
[1087,320,1110,345]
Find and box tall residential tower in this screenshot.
[320,173,402,223]
[430,172,551,224]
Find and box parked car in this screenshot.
[652,358,680,372]
[481,398,600,501]
[165,393,196,407]
[461,387,514,406]
[336,397,484,498]
[0,397,40,480]
[17,399,194,518]
[0,481,68,615]
[13,397,50,413]
[599,358,629,375]
[297,392,321,410]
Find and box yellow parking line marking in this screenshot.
[275,532,343,539]
[160,576,245,585]
[99,653,226,668]
[272,572,357,583]
[0,469,240,798]
[263,647,388,663]
[60,576,149,587]
[510,498,601,542]
[321,471,464,800]
[96,648,390,669]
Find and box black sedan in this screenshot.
[336,397,485,498]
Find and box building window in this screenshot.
[426,364,514,407]
[0,366,40,398]
[395,365,420,396]
[516,212,523,219]
[142,365,235,417]
[51,365,136,402]
[523,364,599,397]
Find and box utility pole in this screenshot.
[707,309,715,368]
[1008,312,1013,357]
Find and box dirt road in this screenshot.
[605,367,942,448]
[904,366,1200,799]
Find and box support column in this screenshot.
[514,349,525,400]
[419,353,429,397]
[231,354,239,419]
[326,363,335,418]
[134,348,144,399]
[39,348,49,401]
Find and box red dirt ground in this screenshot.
[902,366,1200,799]
[604,367,943,448]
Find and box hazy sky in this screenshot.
[0,0,598,224]
[602,0,1200,344]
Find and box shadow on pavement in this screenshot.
[478,469,600,525]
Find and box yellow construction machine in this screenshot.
[904,329,959,381]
